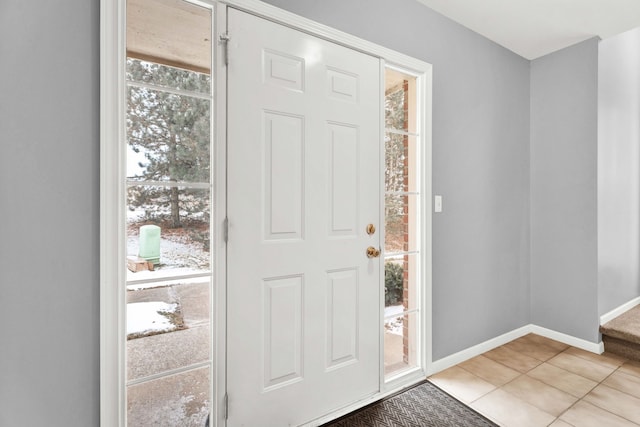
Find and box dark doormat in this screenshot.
[321,380,498,427]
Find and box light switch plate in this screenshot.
[434,195,443,213]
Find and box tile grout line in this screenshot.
[457,337,564,424]
[481,339,596,426]
[452,363,498,405]
[580,368,640,426]
[527,346,604,426]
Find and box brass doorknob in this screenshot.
[366,246,380,258]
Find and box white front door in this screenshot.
[226,8,381,426]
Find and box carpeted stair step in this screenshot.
[602,335,640,361]
[600,305,640,361]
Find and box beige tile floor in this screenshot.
[429,333,640,427]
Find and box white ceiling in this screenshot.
[415,0,640,59]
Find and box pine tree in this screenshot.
[384,84,407,248]
[126,59,211,229]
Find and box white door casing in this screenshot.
[226,8,381,426]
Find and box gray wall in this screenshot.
[530,39,600,342]
[263,0,532,359]
[0,0,100,426]
[598,28,640,316]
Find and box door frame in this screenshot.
[100,1,432,425]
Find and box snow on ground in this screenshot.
[127,211,210,273]
[384,304,405,335]
[125,220,210,290]
[127,233,209,271]
[384,305,404,318]
[127,302,179,336]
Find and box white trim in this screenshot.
[530,325,604,354]
[126,79,213,100]
[100,0,126,425]
[430,326,531,374]
[600,296,640,325]
[125,180,212,189]
[126,360,211,386]
[213,4,228,427]
[385,192,420,197]
[377,58,386,396]
[126,271,212,286]
[386,128,420,137]
[221,0,432,73]
[421,60,434,380]
[429,324,605,375]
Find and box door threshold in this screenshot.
[303,371,427,427]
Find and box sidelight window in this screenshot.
[384,67,422,378]
[124,0,213,425]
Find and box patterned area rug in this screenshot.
[322,381,497,427]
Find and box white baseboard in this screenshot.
[600,296,640,325]
[529,325,604,354]
[429,325,531,374]
[430,324,604,375]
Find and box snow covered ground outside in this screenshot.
[127,302,179,337]
[127,233,209,270]
[384,305,405,335]
[127,207,210,271]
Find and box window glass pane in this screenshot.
[127,277,210,377]
[127,58,211,94]
[384,66,420,382]
[127,185,210,277]
[384,194,419,254]
[385,82,406,131]
[384,253,419,312]
[384,311,418,376]
[127,366,210,426]
[127,86,210,183]
[384,69,416,134]
[384,253,420,377]
[126,0,212,84]
[385,133,418,193]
